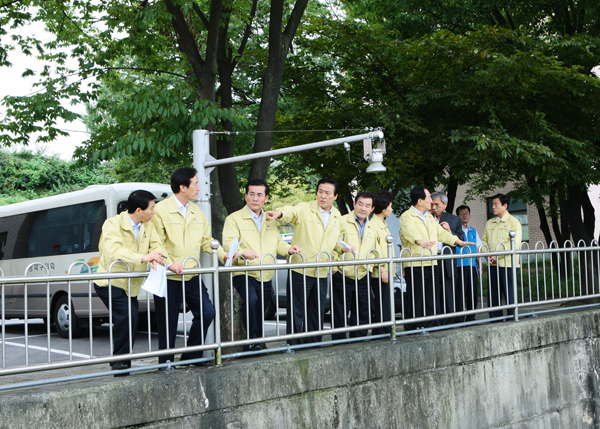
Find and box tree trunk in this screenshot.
[564,184,595,245]
[248,0,309,181]
[446,175,458,215]
[535,203,554,247]
[216,63,243,214]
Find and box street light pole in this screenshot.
[191,128,385,351]
[193,128,384,229]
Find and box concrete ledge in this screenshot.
[1,310,600,428]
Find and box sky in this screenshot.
[0,21,88,161]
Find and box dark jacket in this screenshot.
[439,211,464,277]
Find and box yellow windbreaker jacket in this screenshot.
[399,207,458,267]
[222,206,291,282]
[333,211,377,280]
[278,200,341,278]
[95,211,166,296]
[151,195,225,281]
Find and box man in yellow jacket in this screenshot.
[331,191,377,340]
[482,193,522,320]
[223,179,301,351]
[94,190,167,374]
[151,167,227,366]
[399,186,473,331]
[265,177,341,345]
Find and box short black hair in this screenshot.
[246,178,270,196]
[456,205,471,215]
[128,190,157,213]
[410,186,428,206]
[355,191,374,204]
[491,193,510,209]
[373,190,394,214]
[317,177,339,196]
[171,167,198,194]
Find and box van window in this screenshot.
[0,201,106,260]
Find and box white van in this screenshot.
[0,183,172,338]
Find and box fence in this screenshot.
[1,234,600,391]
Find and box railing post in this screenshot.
[211,239,222,366]
[510,231,519,322]
[386,235,396,341]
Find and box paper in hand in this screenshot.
[225,237,241,267]
[338,240,352,250]
[141,264,167,298]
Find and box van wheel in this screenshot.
[53,295,82,339]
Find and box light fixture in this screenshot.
[364,138,386,173]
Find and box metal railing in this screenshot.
[1,234,599,390]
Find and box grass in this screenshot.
[479,253,600,303]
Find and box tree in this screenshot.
[0,149,111,205]
[275,1,600,245]
[1,0,315,344]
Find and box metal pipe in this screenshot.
[203,131,384,168]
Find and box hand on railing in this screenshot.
[141,250,165,270]
[240,250,257,260]
[168,261,184,274]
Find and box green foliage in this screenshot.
[78,73,251,164]
[275,2,600,220]
[0,149,111,205]
[266,178,316,211]
[0,0,256,160]
[0,149,178,206]
[98,156,174,184]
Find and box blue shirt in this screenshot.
[247,206,263,235]
[355,214,367,241]
[319,205,332,229]
[457,225,482,271]
[127,215,142,241]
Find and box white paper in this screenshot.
[141,264,167,298]
[225,237,241,267]
[337,240,352,250]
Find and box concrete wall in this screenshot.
[2,309,600,428]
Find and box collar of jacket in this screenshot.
[167,195,197,219]
[119,211,137,233]
[241,205,262,220]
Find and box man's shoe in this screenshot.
[178,359,211,368]
[111,361,131,377]
[248,344,262,352]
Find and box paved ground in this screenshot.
[0,309,337,387]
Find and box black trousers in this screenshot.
[455,265,479,322]
[286,270,328,345]
[488,266,517,319]
[403,265,440,331]
[233,275,271,351]
[435,263,458,325]
[331,272,370,340]
[94,284,138,367]
[371,275,391,335]
[154,276,215,364]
